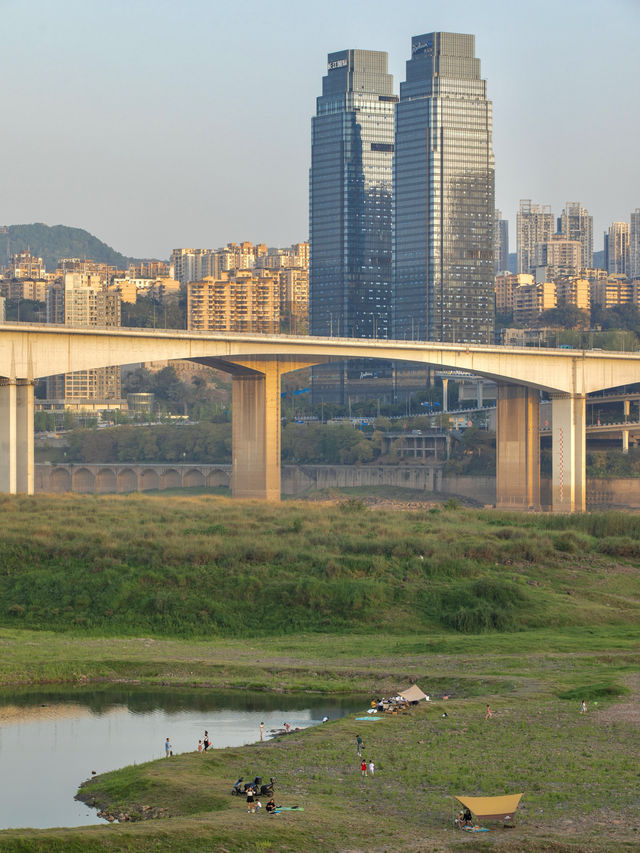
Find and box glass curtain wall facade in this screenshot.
[310,49,396,339]
[394,33,495,343]
[310,50,396,403]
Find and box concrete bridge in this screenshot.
[3,322,640,511]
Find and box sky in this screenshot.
[1,0,638,260]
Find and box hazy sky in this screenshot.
[1,0,638,259]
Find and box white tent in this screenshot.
[398,684,429,702]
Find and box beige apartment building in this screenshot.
[187,270,279,334]
[0,277,50,302]
[555,277,590,311]
[513,281,557,324]
[590,275,634,309]
[495,273,534,315]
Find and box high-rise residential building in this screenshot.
[187,270,279,334]
[394,32,495,344]
[279,268,309,333]
[309,49,396,340]
[534,236,582,274]
[604,222,630,276]
[517,200,554,275]
[559,202,593,269]
[46,274,121,402]
[629,209,640,279]
[494,210,509,274]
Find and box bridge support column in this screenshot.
[551,393,586,513]
[496,384,540,509]
[0,379,34,495]
[231,365,283,501]
[622,429,629,454]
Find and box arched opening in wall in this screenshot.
[118,468,138,493]
[50,468,72,493]
[96,468,117,493]
[184,469,205,488]
[73,468,95,493]
[207,469,230,488]
[162,469,181,490]
[140,469,160,491]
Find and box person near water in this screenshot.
[246,787,255,814]
[197,740,203,752]
[368,760,375,777]
[260,721,264,741]
[284,722,291,733]
[356,734,364,755]
[203,730,210,750]
[164,737,171,757]
[360,759,367,777]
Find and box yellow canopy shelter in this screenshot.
[455,793,523,822]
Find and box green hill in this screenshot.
[1,223,144,272]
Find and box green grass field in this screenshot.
[0,494,638,851]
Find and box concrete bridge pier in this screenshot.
[230,358,318,500]
[551,393,586,512]
[0,379,34,495]
[496,384,540,509]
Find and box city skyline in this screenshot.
[0,0,638,258]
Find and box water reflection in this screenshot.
[0,687,363,831]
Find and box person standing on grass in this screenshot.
[197,740,203,752]
[356,734,364,755]
[360,759,367,777]
[246,787,255,814]
[203,730,210,750]
[368,760,375,777]
[164,737,171,757]
[260,721,264,741]
[485,704,493,719]
[580,700,587,714]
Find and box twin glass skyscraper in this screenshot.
[310,33,495,353]
[309,50,396,340]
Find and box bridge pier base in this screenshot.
[496,384,540,509]
[551,394,586,512]
[0,379,34,495]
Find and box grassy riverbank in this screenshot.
[0,494,638,851]
[0,628,638,852]
[2,494,640,637]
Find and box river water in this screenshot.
[0,686,364,830]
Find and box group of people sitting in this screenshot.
[455,807,474,829]
[368,696,410,714]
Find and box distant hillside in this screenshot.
[1,223,144,272]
